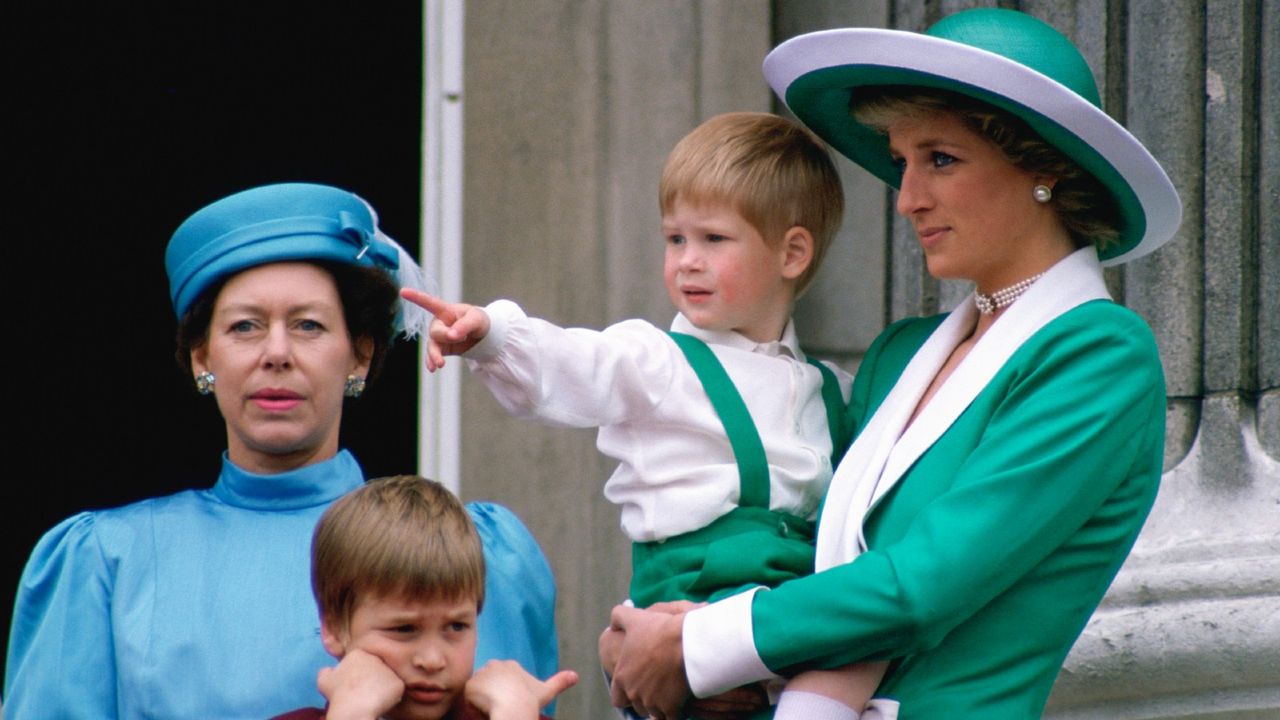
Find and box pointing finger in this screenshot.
[400,288,457,324]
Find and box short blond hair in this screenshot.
[660,112,844,293]
[312,475,485,631]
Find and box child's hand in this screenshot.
[400,289,492,371]
[317,649,405,720]
[464,660,578,720]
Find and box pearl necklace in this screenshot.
[974,272,1045,315]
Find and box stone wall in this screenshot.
[457,2,1278,717]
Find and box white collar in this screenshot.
[669,313,804,361]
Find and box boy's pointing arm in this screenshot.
[401,288,492,371]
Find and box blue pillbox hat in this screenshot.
[165,183,403,318]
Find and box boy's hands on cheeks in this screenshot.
[400,289,492,371]
[464,660,579,720]
[318,648,405,720]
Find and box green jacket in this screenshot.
[683,250,1166,718]
[758,301,1163,717]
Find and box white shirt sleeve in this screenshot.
[464,299,678,428]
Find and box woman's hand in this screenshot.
[607,620,768,720]
[317,649,404,720]
[600,600,701,678]
[400,289,491,371]
[465,660,578,720]
[607,604,692,719]
[599,621,624,677]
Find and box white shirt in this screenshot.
[465,300,853,543]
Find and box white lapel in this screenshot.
[814,307,973,570]
[816,248,1111,568]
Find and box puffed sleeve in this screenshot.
[467,502,559,684]
[5,513,118,720]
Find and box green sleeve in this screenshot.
[752,304,1166,672]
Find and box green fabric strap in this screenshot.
[668,332,770,509]
[807,357,852,466]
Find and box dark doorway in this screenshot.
[4,2,423,675]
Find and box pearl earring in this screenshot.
[1033,184,1053,203]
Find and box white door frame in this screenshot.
[417,0,465,492]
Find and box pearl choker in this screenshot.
[974,272,1045,315]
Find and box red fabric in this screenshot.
[269,704,551,719]
[269,708,326,720]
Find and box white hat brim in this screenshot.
[764,28,1181,265]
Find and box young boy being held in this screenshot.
[406,112,885,719]
[273,475,577,720]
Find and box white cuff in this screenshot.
[465,299,524,361]
[682,587,778,697]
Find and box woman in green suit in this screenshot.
[604,8,1181,719]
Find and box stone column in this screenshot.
[1046,0,1280,717]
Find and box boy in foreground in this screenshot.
[405,112,884,719]
[273,475,576,720]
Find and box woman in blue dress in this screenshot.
[4,183,559,719]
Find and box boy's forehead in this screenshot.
[664,191,742,215]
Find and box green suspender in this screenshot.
[668,332,771,509]
[667,332,851,507]
[807,357,853,466]
[631,333,841,611]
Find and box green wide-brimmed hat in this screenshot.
[763,8,1181,265]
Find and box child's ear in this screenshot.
[780,226,815,282]
[319,615,348,659]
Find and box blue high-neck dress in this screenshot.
[4,450,558,719]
